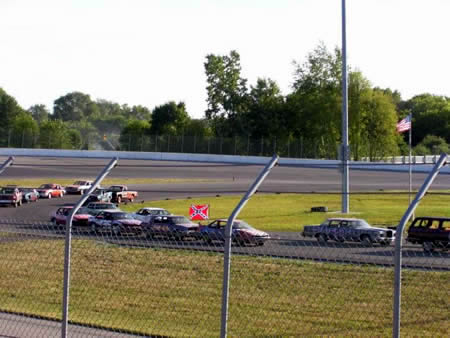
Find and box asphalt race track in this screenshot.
[0,157,449,271]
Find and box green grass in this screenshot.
[120,191,450,231]
[0,237,447,337]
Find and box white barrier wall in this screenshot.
[0,148,448,174]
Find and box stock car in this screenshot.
[19,187,39,203]
[65,180,93,195]
[131,207,171,223]
[50,206,91,227]
[89,210,143,236]
[144,215,199,240]
[198,219,270,246]
[37,183,65,198]
[302,218,395,245]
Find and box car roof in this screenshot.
[100,210,124,213]
[140,207,167,210]
[326,218,363,221]
[89,202,115,205]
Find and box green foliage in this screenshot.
[414,135,448,155]
[53,92,99,121]
[9,111,39,147]
[398,94,450,145]
[0,87,25,146]
[119,119,151,151]
[204,50,249,136]
[150,101,189,135]
[27,104,49,125]
[38,120,77,149]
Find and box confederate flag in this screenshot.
[189,204,209,220]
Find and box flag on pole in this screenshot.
[189,204,209,220]
[396,115,412,133]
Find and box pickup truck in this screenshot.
[0,186,23,207]
[302,217,395,246]
[65,180,93,195]
[107,185,138,203]
[406,216,450,253]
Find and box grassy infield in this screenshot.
[0,179,449,336]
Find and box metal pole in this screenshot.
[341,0,349,213]
[220,154,279,338]
[409,114,413,218]
[61,157,118,337]
[393,153,447,338]
[0,156,14,175]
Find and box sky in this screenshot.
[1,0,449,119]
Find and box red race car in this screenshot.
[37,183,65,199]
[50,206,90,227]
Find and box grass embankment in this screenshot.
[120,191,450,231]
[0,238,447,337]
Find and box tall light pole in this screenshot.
[341,0,350,213]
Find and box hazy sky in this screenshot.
[1,0,449,118]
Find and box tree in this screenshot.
[204,50,249,136]
[119,119,151,151]
[0,87,25,146]
[123,104,152,121]
[28,104,49,124]
[53,92,99,121]
[289,43,342,157]
[364,90,399,160]
[348,71,372,160]
[246,78,287,139]
[150,101,189,135]
[414,135,448,155]
[10,111,39,147]
[398,94,450,145]
[39,120,75,149]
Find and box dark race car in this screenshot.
[89,210,142,236]
[199,219,270,246]
[144,215,199,240]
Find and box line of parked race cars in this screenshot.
[1,181,448,251]
[0,180,138,207]
[51,204,271,246]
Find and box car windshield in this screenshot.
[108,186,123,192]
[1,188,15,194]
[73,181,86,185]
[77,208,89,215]
[20,188,33,192]
[172,216,193,225]
[233,220,254,230]
[111,213,133,220]
[91,203,116,209]
[39,184,53,189]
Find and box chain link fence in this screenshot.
[0,156,448,337]
[0,216,448,337]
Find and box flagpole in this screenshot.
[409,113,413,218]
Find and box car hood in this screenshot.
[118,219,141,226]
[239,229,270,237]
[366,226,395,234]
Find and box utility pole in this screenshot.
[341,0,350,213]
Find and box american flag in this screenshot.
[396,115,411,133]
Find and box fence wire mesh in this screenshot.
[0,157,449,337]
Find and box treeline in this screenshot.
[0,43,449,159]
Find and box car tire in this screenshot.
[112,225,121,236]
[423,241,434,253]
[361,235,372,246]
[316,233,328,243]
[90,223,97,234]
